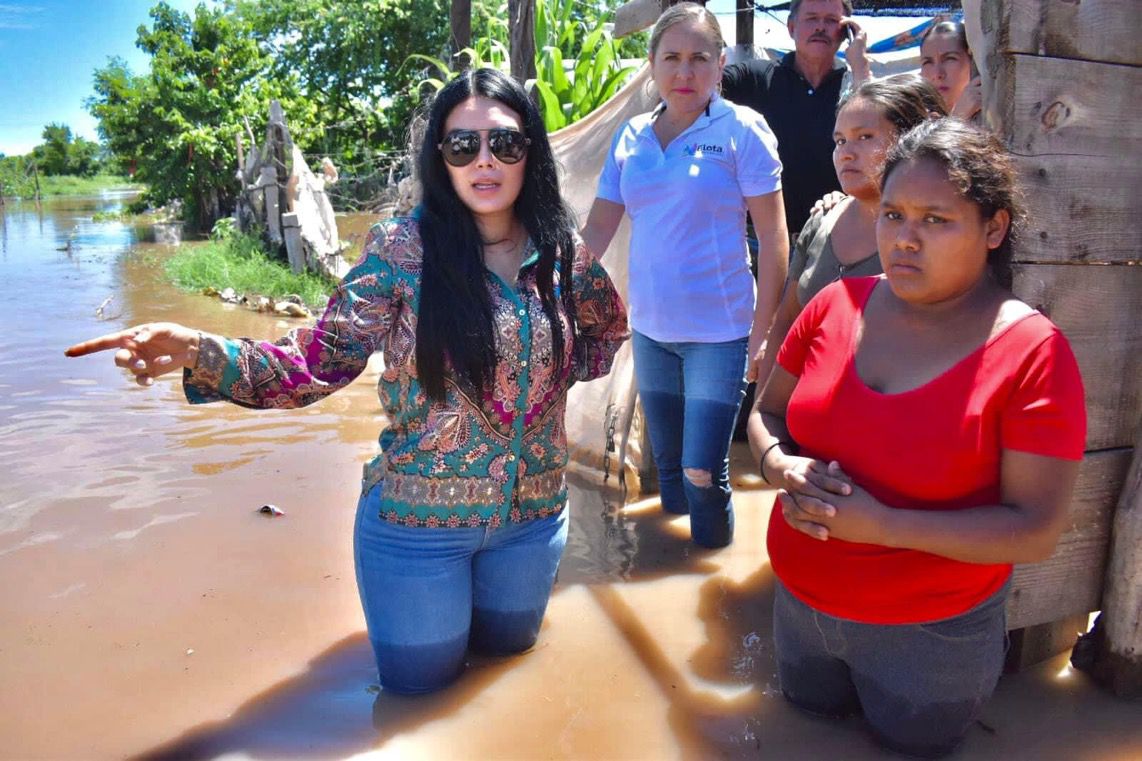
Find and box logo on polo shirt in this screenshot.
[683,142,725,157]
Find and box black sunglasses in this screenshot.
[438,128,531,167]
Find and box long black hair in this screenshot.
[415,68,579,402]
[882,118,1023,289]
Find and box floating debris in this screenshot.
[273,301,309,318]
[258,504,285,517]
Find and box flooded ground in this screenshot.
[1,196,1139,759]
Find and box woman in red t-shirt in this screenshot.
[747,119,1085,757]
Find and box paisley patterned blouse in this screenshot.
[184,216,629,528]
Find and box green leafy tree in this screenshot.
[88,3,314,231]
[36,123,74,175]
[27,123,105,177]
[68,137,102,176]
[227,0,451,161]
[89,58,149,178]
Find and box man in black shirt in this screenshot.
[722,0,869,238]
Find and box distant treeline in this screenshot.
[0,122,130,198]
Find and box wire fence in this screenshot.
[299,150,413,213]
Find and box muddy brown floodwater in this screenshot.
[2,196,1139,760]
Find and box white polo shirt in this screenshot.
[596,95,782,343]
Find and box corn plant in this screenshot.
[403,0,637,132]
[534,0,580,58]
[405,40,511,95]
[532,26,638,131]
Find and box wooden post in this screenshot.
[282,212,305,274]
[451,0,471,71]
[1087,428,1142,697]
[508,0,536,84]
[260,166,282,245]
[30,159,42,204]
[736,0,753,48]
[1006,613,1091,673]
[235,133,246,181]
[962,0,1142,673]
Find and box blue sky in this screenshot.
[0,0,209,156]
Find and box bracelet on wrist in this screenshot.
[760,440,795,486]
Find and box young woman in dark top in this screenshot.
[749,75,945,396]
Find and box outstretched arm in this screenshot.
[65,220,409,409]
[65,322,200,386]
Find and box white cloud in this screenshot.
[0,4,43,30]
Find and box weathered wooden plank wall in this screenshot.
[978,0,1141,67]
[1008,449,1132,629]
[1014,156,1140,265]
[966,1,1142,659]
[1013,264,1142,453]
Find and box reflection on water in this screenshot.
[2,198,1140,760]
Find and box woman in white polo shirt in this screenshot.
[582,2,788,548]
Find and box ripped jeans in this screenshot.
[631,331,748,548]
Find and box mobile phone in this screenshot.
[845,24,854,42]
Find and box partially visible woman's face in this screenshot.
[832,98,896,201]
[441,96,527,222]
[650,20,725,116]
[877,158,1009,304]
[920,34,972,111]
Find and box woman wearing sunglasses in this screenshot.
[582,2,788,548]
[65,68,629,695]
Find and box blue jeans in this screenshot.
[773,579,1009,758]
[631,331,748,548]
[353,484,568,694]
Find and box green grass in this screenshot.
[36,174,142,196]
[164,232,337,309]
[92,209,136,222]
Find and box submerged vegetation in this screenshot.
[163,225,336,309]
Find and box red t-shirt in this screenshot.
[769,276,1086,624]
